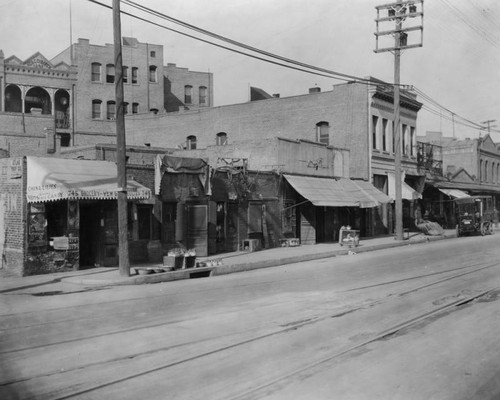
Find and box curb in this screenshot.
[61,232,455,286]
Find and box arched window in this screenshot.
[25,87,52,114]
[55,89,70,129]
[480,160,483,181]
[484,160,489,182]
[92,99,102,119]
[184,85,193,104]
[199,86,207,105]
[316,121,330,145]
[492,162,495,183]
[216,132,227,146]
[91,62,101,82]
[150,108,159,114]
[149,65,157,83]
[497,164,500,184]
[4,84,22,113]
[106,64,115,83]
[187,135,197,150]
[107,100,116,120]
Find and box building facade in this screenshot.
[0,37,214,155]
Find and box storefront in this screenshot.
[0,156,152,276]
[282,174,392,242]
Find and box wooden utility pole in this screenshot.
[375,0,423,240]
[113,0,130,276]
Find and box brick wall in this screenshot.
[0,157,26,277]
[124,83,370,179]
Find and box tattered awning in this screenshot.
[154,154,210,195]
[438,188,470,199]
[387,172,422,200]
[283,174,392,208]
[26,157,151,203]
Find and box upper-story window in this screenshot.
[184,85,193,104]
[131,67,138,84]
[372,116,379,150]
[91,63,101,82]
[107,101,116,120]
[410,126,415,156]
[150,50,156,58]
[402,124,408,155]
[187,135,197,150]
[106,64,115,83]
[123,102,129,115]
[316,121,330,145]
[382,119,388,151]
[123,66,128,83]
[199,86,207,105]
[92,99,102,119]
[132,102,139,114]
[149,66,157,83]
[216,132,227,146]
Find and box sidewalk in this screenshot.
[0,229,459,291]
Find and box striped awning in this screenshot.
[26,157,151,203]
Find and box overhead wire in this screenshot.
[87,0,491,135]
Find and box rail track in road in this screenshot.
[2,254,500,400]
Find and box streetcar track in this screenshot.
[2,261,498,357]
[4,262,498,399]
[225,286,500,400]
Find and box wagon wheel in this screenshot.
[480,223,487,236]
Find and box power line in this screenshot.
[87,0,492,135]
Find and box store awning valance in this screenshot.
[283,174,392,208]
[387,173,422,200]
[438,188,470,199]
[26,157,151,203]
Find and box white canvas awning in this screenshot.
[438,188,470,199]
[387,172,422,200]
[26,157,151,203]
[283,174,392,208]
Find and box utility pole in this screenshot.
[375,0,423,241]
[481,119,496,135]
[113,0,130,276]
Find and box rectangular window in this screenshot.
[410,127,415,156]
[184,86,192,104]
[106,64,115,84]
[372,116,379,150]
[382,118,388,151]
[402,124,407,155]
[132,67,138,84]
[91,63,101,82]
[107,101,116,120]
[150,50,156,58]
[123,66,128,83]
[132,102,139,114]
[199,86,207,104]
[92,100,101,119]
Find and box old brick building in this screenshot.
[0,37,213,155]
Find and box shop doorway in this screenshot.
[79,203,101,268]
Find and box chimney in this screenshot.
[309,87,321,94]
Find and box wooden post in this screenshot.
[113,0,130,276]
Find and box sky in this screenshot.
[1,0,500,140]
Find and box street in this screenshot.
[2,235,500,399]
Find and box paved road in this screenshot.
[1,235,500,399]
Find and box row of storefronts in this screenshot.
[1,152,394,276]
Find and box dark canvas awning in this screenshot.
[26,157,151,203]
[283,174,392,208]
